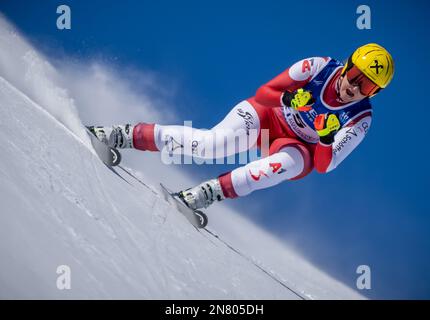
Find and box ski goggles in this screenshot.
[345,65,381,96]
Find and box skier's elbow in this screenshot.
[254,86,268,104]
[314,162,335,174]
[314,165,328,174]
[254,85,279,107]
[255,83,266,96]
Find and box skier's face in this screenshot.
[337,74,367,103]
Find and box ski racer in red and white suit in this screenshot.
[132,57,373,200]
[93,44,393,210]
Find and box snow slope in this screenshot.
[0,75,363,299]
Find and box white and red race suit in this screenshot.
[132,57,372,198]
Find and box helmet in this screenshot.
[342,43,394,89]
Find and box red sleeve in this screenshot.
[255,68,308,107]
[313,142,333,173]
[254,57,329,108]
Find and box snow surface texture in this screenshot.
[0,15,363,299]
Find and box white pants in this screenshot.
[154,101,261,160]
[135,100,307,198]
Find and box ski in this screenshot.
[159,183,208,229]
[86,126,122,167]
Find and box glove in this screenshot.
[314,113,340,144]
[281,88,315,112]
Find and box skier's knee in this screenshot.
[270,138,313,180]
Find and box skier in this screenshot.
[92,43,394,211]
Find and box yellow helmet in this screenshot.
[342,43,394,89]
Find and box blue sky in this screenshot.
[1,0,429,299]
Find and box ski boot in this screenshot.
[179,178,225,211]
[159,179,225,228]
[87,124,134,149]
[164,178,224,228]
